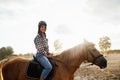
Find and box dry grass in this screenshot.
[74,53,120,80]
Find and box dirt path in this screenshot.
[74,54,120,80]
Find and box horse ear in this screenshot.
[83,39,95,46]
[83,39,89,43]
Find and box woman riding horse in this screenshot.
[0,40,107,80]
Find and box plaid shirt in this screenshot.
[34,34,49,55]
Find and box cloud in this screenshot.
[84,0,120,25]
[0,0,28,20]
[54,24,72,35]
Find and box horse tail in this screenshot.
[0,59,9,80]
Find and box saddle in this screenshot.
[26,56,57,80]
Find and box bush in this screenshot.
[0,46,14,60]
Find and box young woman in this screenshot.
[34,21,52,80]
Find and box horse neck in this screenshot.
[57,45,85,73]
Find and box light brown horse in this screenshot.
[0,40,107,80]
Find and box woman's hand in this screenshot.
[45,52,53,58]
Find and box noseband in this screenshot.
[85,48,103,64]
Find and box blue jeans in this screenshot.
[36,53,52,79]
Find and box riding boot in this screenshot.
[40,77,44,80]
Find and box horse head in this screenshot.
[83,40,107,69]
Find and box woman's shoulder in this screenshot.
[36,34,42,38]
[34,34,41,40]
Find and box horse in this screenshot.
[0,40,107,80]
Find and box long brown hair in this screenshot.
[38,21,47,38]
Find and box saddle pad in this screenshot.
[26,61,44,79]
[26,58,56,80]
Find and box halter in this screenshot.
[85,47,103,65]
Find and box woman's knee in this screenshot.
[45,64,52,71]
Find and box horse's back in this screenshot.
[2,57,30,80]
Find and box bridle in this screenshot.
[85,47,103,65]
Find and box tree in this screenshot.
[0,46,14,60]
[99,36,111,54]
[53,39,62,53]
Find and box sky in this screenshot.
[0,0,120,54]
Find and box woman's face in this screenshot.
[40,25,46,33]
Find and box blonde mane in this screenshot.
[57,43,85,66]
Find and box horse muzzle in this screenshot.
[94,55,107,69]
[99,59,107,69]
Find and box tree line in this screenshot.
[0,46,14,60]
